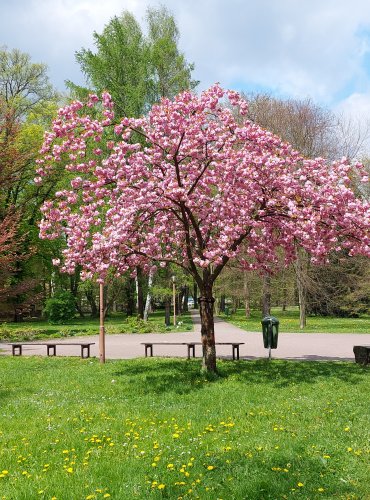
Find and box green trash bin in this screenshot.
[261,316,279,349]
[225,306,230,317]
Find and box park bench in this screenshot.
[353,345,370,365]
[141,341,244,360]
[9,342,95,359]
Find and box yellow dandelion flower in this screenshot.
[347,447,353,452]
[157,484,165,490]
[297,482,304,487]
[66,468,73,473]
[103,495,111,498]
[173,433,180,438]
[318,488,325,492]
[207,465,215,471]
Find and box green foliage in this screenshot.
[0,47,57,118]
[307,255,370,317]
[69,6,197,117]
[0,357,368,498]
[43,291,76,324]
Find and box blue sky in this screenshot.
[1,0,370,132]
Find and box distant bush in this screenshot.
[43,292,76,324]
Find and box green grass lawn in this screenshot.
[0,311,193,342]
[0,357,369,499]
[220,307,370,334]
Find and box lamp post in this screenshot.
[99,282,106,364]
[172,275,176,326]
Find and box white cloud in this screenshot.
[1,0,370,114]
[336,92,370,122]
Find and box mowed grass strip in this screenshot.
[0,357,369,499]
[221,307,370,334]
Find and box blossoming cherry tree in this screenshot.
[36,85,370,372]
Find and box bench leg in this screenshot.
[353,346,370,365]
[145,344,153,357]
[47,345,56,356]
[187,344,196,359]
[81,346,90,358]
[232,345,240,361]
[12,345,22,356]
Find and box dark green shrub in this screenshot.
[43,292,76,324]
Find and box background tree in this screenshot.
[37,86,369,372]
[0,47,56,119]
[0,48,58,319]
[244,94,370,325]
[70,6,197,116]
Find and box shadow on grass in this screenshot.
[112,358,211,395]
[220,358,369,389]
[112,357,368,395]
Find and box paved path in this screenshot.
[1,310,369,361]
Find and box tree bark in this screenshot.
[219,294,226,313]
[243,271,251,318]
[199,285,217,373]
[164,298,171,326]
[136,267,144,319]
[294,247,307,329]
[262,273,271,317]
[143,268,154,321]
[182,286,189,312]
[193,282,198,309]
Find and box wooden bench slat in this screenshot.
[140,342,245,360]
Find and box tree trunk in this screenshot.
[243,271,251,318]
[282,285,287,312]
[136,267,144,319]
[85,288,98,318]
[262,273,271,317]
[70,270,84,318]
[294,247,307,329]
[125,277,136,316]
[164,298,171,326]
[219,294,226,313]
[193,282,198,309]
[178,289,184,314]
[183,286,189,312]
[199,285,217,373]
[143,268,154,321]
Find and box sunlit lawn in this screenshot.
[0,311,193,342]
[0,356,369,499]
[220,307,370,334]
